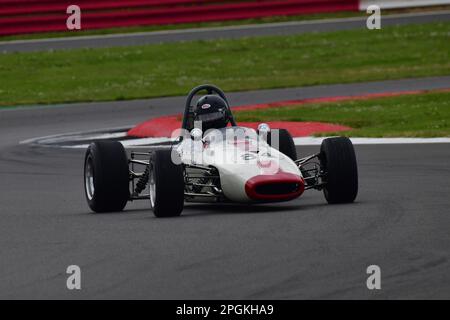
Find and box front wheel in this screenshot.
[149,149,184,217]
[84,141,130,213]
[320,137,358,204]
[264,128,297,161]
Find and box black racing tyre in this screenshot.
[84,141,130,213]
[265,128,297,161]
[320,137,358,204]
[149,149,184,217]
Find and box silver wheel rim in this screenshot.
[85,156,95,200]
[149,165,156,209]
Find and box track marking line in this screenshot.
[293,137,450,146]
[54,136,450,149]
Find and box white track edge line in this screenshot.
[56,136,450,149]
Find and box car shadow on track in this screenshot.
[179,202,328,217]
[78,200,364,218]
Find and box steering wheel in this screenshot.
[182,84,237,130]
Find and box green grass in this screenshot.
[235,91,450,137]
[0,22,449,107]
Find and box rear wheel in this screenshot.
[84,141,129,213]
[265,128,297,160]
[320,137,358,204]
[149,149,184,217]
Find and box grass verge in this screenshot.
[0,22,449,107]
[235,91,450,137]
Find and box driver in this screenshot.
[193,95,230,132]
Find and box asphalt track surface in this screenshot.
[1,76,450,299]
[1,10,450,53]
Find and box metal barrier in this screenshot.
[0,0,358,36]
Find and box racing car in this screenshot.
[84,84,358,217]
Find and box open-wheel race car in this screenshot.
[84,84,358,217]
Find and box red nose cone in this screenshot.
[245,172,305,202]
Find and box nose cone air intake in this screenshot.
[245,172,305,202]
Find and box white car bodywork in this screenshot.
[176,127,305,203]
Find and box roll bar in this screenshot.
[181,84,237,130]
